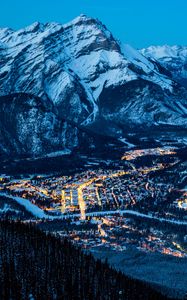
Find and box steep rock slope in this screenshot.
[0,93,118,158]
[0,93,80,157]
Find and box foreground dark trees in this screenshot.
[0,220,175,300]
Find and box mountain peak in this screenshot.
[63,14,104,29]
[23,21,43,33]
[141,45,187,59]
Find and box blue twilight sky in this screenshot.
[0,0,186,48]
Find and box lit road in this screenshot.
[1,193,187,226]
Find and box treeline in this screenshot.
[0,220,176,300]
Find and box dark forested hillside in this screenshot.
[0,220,176,300]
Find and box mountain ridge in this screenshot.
[141,45,187,88]
[0,15,186,157]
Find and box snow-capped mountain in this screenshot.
[141,45,187,88]
[0,15,186,156]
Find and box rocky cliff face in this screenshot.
[0,93,118,158]
[0,16,186,157]
[0,93,81,157]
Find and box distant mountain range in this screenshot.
[0,15,186,157]
[141,45,187,88]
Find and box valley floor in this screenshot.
[0,141,187,299]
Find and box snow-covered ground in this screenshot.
[0,193,49,219]
[1,192,187,225]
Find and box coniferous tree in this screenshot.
[0,220,177,300]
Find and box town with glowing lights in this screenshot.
[0,144,187,298]
[1,147,187,258]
